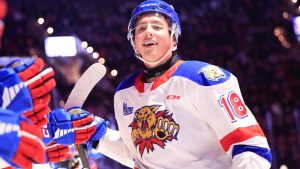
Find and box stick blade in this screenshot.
[65,63,106,110]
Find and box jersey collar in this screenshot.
[134,60,184,93]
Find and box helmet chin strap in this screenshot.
[134,31,177,68]
[135,46,172,68]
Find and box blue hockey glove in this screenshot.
[86,116,108,151]
[0,108,46,168]
[0,58,56,127]
[42,107,96,145]
[0,68,32,114]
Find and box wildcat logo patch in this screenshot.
[129,105,180,157]
[200,65,226,81]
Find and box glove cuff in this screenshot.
[92,140,100,149]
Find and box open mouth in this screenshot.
[141,121,147,131]
[143,42,158,47]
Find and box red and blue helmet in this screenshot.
[127,0,181,43]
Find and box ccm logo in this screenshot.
[167,95,180,100]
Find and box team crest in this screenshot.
[200,65,226,81]
[129,105,180,157]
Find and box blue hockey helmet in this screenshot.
[127,0,181,42]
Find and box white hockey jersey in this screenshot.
[96,60,272,169]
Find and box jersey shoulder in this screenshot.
[116,72,140,92]
[173,61,232,86]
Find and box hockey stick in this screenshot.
[65,62,106,169]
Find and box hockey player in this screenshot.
[56,0,273,168]
[0,58,98,168]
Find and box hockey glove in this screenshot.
[46,142,72,162]
[42,107,96,145]
[0,58,56,127]
[0,109,46,169]
[86,116,108,151]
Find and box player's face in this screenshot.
[134,13,174,63]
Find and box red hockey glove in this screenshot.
[0,109,46,169]
[46,142,72,162]
[12,121,46,168]
[13,58,56,127]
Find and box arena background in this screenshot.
[0,0,300,169]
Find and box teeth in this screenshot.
[143,42,157,46]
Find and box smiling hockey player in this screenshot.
[54,0,272,168]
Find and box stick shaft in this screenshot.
[65,63,106,169]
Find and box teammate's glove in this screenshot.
[46,142,72,162]
[0,108,46,168]
[86,116,108,151]
[0,58,56,127]
[42,107,96,145]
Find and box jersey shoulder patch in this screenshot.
[173,61,231,86]
[116,72,140,92]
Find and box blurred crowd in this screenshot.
[1,0,300,168]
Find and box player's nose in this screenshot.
[144,26,153,38]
